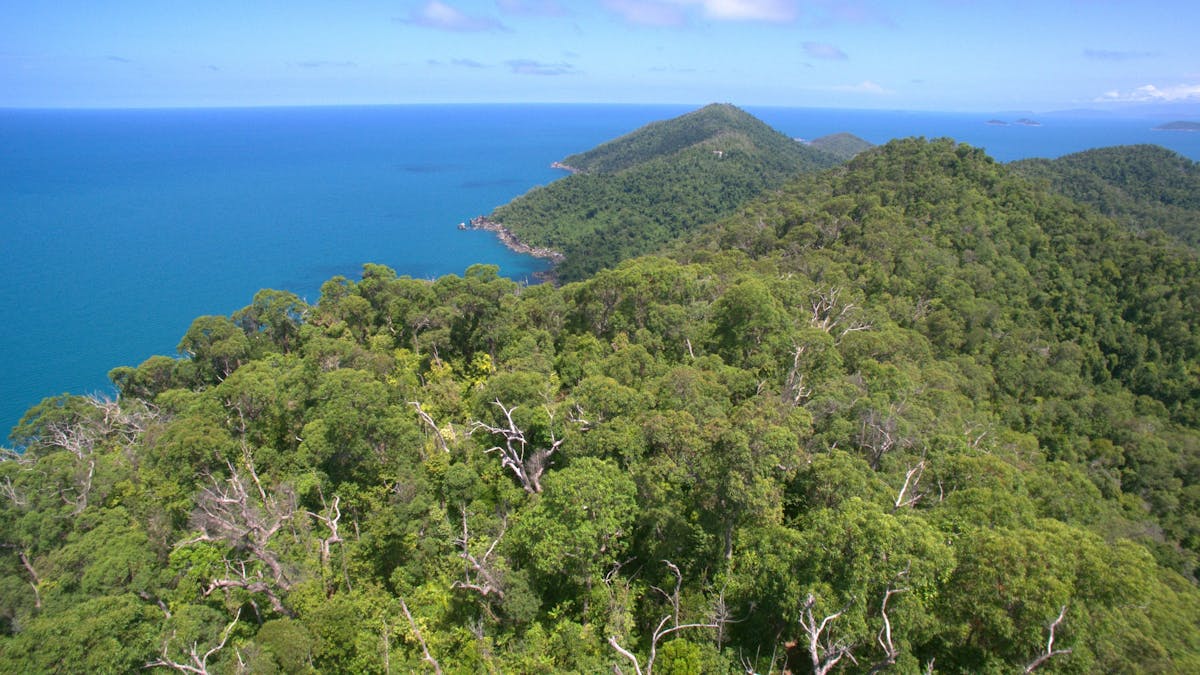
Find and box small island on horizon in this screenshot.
[1154,120,1200,132]
[988,118,1041,127]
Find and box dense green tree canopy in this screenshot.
[491,103,841,281]
[4,110,1200,672]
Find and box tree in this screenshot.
[511,457,637,610]
[470,399,564,494]
[178,315,251,383]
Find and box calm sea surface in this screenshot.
[2,104,1199,435]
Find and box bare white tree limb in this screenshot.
[609,616,718,675]
[893,460,926,511]
[609,635,645,675]
[800,593,856,675]
[868,585,909,674]
[649,560,683,628]
[146,607,241,674]
[810,287,873,343]
[18,549,41,609]
[469,400,563,493]
[609,561,717,675]
[178,458,298,616]
[307,491,344,570]
[399,596,443,675]
[452,509,507,603]
[1023,605,1071,673]
[782,344,813,406]
[409,401,449,455]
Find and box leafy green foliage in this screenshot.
[4,119,1200,672]
[492,103,841,281]
[1012,144,1200,248]
[809,132,875,161]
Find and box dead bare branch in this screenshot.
[649,560,683,628]
[800,593,856,675]
[308,491,343,566]
[469,400,563,493]
[399,596,443,675]
[409,401,449,455]
[893,460,926,511]
[452,509,507,603]
[868,584,909,674]
[1023,605,1071,673]
[146,607,241,674]
[18,550,41,609]
[609,561,717,675]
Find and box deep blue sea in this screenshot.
[3,104,1199,436]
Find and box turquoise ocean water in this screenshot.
[3,104,1199,435]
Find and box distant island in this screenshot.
[482,103,841,281]
[807,131,874,160]
[988,118,1041,127]
[1154,120,1200,132]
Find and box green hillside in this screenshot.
[1011,144,1200,248]
[4,129,1200,672]
[490,103,840,281]
[808,131,874,160]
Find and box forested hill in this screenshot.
[1010,144,1200,248]
[4,136,1200,672]
[557,103,817,174]
[808,131,874,161]
[687,138,1200,428]
[490,103,841,281]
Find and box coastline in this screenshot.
[550,161,581,174]
[467,215,564,284]
[462,161,576,285]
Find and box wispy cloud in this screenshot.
[294,60,357,69]
[429,58,488,68]
[399,1,508,32]
[1096,82,1200,103]
[497,0,570,17]
[1084,49,1157,61]
[803,41,847,60]
[506,59,576,75]
[105,55,133,64]
[603,0,686,26]
[603,0,798,26]
[699,0,797,21]
[811,0,891,26]
[831,80,893,95]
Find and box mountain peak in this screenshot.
[558,102,803,175]
[491,103,841,280]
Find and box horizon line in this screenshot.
[1,101,1190,118]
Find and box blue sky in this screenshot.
[2,0,1198,111]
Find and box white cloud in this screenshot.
[831,80,893,95]
[1084,49,1156,61]
[697,0,797,21]
[497,0,570,16]
[803,41,847,60]
[602,0,687,26]
[1096,83,1200,103]
[603,0,797,26]
[506,59,577,75]
[400,1,508,32]
[294,60,357,69]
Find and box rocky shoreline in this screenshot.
[550,161,581,174]
[467,215,565,283]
